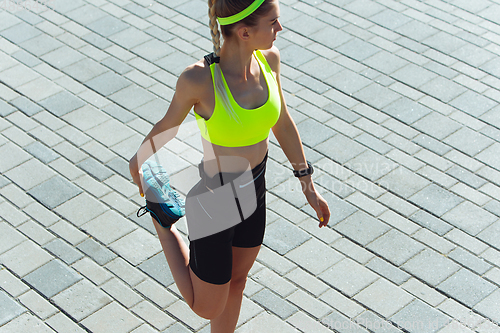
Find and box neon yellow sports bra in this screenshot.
[194,50,281,147]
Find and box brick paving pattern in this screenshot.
[1,0,500,332]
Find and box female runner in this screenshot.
[129,0,331,331]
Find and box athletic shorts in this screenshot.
[186,151,268,285]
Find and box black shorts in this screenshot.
[186,152,268,285]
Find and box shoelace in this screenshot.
[169,191,184,209]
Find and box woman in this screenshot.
[129,0,331,331]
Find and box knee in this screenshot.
[191,302,226,320]
[229,276,247,295]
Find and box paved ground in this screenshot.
[1,0,500,332]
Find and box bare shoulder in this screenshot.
[260,46,281,73]
[176,59,212,91]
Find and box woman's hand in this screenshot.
[129,154,144,197]
[304,188,330,228]
[298,176,331,228]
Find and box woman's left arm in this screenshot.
[266,47,331,228]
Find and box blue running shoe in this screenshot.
[137,160,185,228]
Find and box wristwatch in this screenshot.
[293,161,314,178]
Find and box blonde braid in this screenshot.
[208,0,221,56]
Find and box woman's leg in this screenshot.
[210,245,261,333]
[153,219,230,319]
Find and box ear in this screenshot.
[236,26,251,41]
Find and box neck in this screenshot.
[219,39,256,81]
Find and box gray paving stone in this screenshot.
[476,143,500,171]
[423,30,467,54]
[0,99,16,117]
[378,166,430,199]
[444,127,494,157]
[84,71,131,96]
[420,77,468,103]
[480,57,500,78]
[76,157,113,182]
[409,184,463,217]
[80,33,112,52]
[365,257,411,285]
[390,300,450,333]
[131,38,175,62]
[106,157,133,181]
[334,211,390,246]
[437,268,497,308]
[298,57,343,81]
[395,20,438,42]
[448,247,492,275]
[0,239,54,276]
[101,57,133,75]
[43,239,84,265]
[382,98,432,125]
[0,141,32,173]
[24,141,60,164]
[154,51,198,77]
[450,90,498,118]
[316,134,366,164]
[413,134,452,156]
[477,220,500,251]
[23,259,82,298]
[87,15,130,38]
[319,258,378,297]
[102,103,136,123]
[0,312,55,333]
[40,45,86,70]
[263,219,311,255]
[336,38,381,62]
[296,118,336,147]
[322,308,370,333]
[11,49,41,68]
[354,310,404,332]
[39,90,86,117]
[109,84,156,110]
[137,253,174,288]
[349,149,396,179]
[354,278,413,318]
[391,64,437,89]
[285,238,343,275]
[367,229,425,266]
[402,248,460,286]
[27,174,82,209]
[82,210,137,245]
[54,192,108,227]
[354,83,401,110]
[9,97,41,117]
[251,288,298,320]
[0,22,42,44]
[0,290,26,326]
[5,158,56,191]
[326,69,372,95]
[52,279,112,321]
[62,58,108,83]
[344,0,385,17]
[412,112,462,141]
[451,44,495,68]
[446,165,487,189]
[76,238,117,265]
[473,289,500,325]
[279,44,318,68]
[0,10,22,31]
[370,9,412,30]
[109,26,153,50]
[442,201,497,236]
[65,3,107,26]
[409,210,453,236]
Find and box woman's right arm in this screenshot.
[129,64,203,195]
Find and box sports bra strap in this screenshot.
[204,52,220,66]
